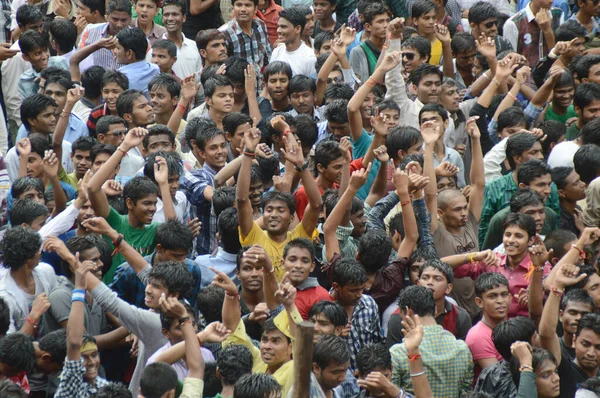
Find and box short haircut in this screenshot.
[363,2,390,25]
[497,107,527,134]
[122,176,158,205]
[294,114,319,149]
[20,94,57,131]
[72,136,97,154]
[315,140,342,171]
[116,89,145,118]
[44,73,73,93]
[503,212,537,239]
[555,69,575,90]
[308,300,347,327]
[195,29,226,51]
[402,36,431,61]
[37,329,67,364]
[28,133,52,158]
[148,73,181,99]
[374,98,400,114]
[574,55,600,81]
[492,316,537,360]
[218,207,242,253]
[90,143,117,164]
[516,158,551,186]
[419,103,448,124]
[0,226,42,271]
[204,75,233,98]
[356,343,391,375]
[555,20,587,42]
[163,0,187,14]
[561,288,595,312]
[197,285,224,323]
[410,244,438,266]
[48,19,77,53]
[511,348,558,391]
[545,229,578,261]
[468,1,497,24]
[451,32,476,54]
[11,176,44,200]
[397,285,436,317]
[387,126,423,159]
[279,7,306,33]
[108,0,132,15]
[574,144,600,185]
[263,60,293,81]
[16,4,43,28]
[409,63,443,86]
[577,313,600,337]
[0,333,35,373]
[505,133,539,170]
[223,112,253,136]
[283,237,315,261]
[65,234,112,279]
[262,190,296,215]
[289,74,317,95]
[212,186,236,218]
[149,261,193,297]
[116,27,147,60]
[9,198,48,226]
[538,120,566,155]
[153,219,193,253]
[509,189,543,213]
[80,0,106,15]
[96,115,127,137]
[160,300,194,330]
[93,383,133,398]
[324,83,355,102]
[331,258,368,287]
[143,150,182,181]
[183,117,217,150]
[314,31,335,53]
[580,117,600,146]
[192,126,225,152]
[218,345,254,386]
[142,125,176,150]
[358,229,393,274]
[475,272,509,297]
[233,373,281,398]
[102,70,129,90]
[152,39,177,58]
[419,258,454,284]
[81,66,105,99]
[412,0,437,20]
[313,335,351,369]
[324,99,349,124]
[224,56,248,86]
[574,83,600,111]
[140,362,178,398]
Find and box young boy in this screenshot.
[87,72,129,137]
[263,62,293,112]
[115,27,160,95]
[223,112,252,161]
[161,0,202,79]
[214,345,254,398]
[148,74,187,139]
[355,343,405,398]
[132,0,166,45]
[76,0,106,24]
[312,0,341,37]
[411,0,449,66]
[450,32,477,90]
[150,40,178,77]
[57,136,95,190]
[143,151,188,222]
[203,76,234,130]
[95,116,126,147]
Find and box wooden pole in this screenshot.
[292,321,315,398]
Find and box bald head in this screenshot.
[437,188,466,211]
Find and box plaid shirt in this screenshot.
[78,23,124,71]
[0,0,9,43]
[219,18,272,91]
[182,164,218,255]
[343,294,383,373]
[55,358,109,398]
[391,325,474,397]
[479,172,560,248]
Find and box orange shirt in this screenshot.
[256,0,283,46]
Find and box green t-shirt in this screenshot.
[545,104,577,125]
[131,6,163,25]
[566,123,580,141]
[103,207,159,283]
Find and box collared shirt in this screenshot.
[454,253,551,318]
[133,18,167,45]
[0,0,10,43]
[391,324,473,397]
[146,32,202,79]
[118,60,160,95]
[196,247,239,289]
[18,56,68,100]
[294,106,324,124]
[16,113,87,143]
[78,23,125,71]
[256,0,283,46]
[54,358,109,397]
[343,294,383,373]
[432,146,466,188]
[109,252,202,309]
[182,163,219,255]
[1,40,28,125]
[219,17,272,91]
[152,190,189,223]
[87,103,111,137]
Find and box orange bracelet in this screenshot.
[407,354,422,362]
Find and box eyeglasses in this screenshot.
[402,52,416,61]
[106,130,126,137]
[483,20,498,29]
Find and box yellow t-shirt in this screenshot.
[240,221,312,281]
[429,39,442,66]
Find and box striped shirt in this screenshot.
[78,23,125,71]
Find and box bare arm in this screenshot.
[316,52,339,106]
[435,25,454,78]
[244,65,262,125]
[394,170,418,259]
[466,117,485,221]
[214,156,243,188]
[189,0,219,15]
[168,74,199,135]
[422,122,441,233]
[236,128,261,239]
[69,37,117,83]
[45,151,68,216]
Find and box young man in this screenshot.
[566,83,600,141]
[559,289,595,362]
[219,0,272,91]
[270,7,316,77]
[552,167,587,236]
[76,0,106,25]
[234,374,282,398]
[401,36,431,80]
[132,0,166,45]
[148,74,187,137]
[312,0,341,37]
[503,0,562,68]
[48,19,78,64]
[86,71,129,137]
[468,2,513,54]
[203,76,234,130]
[150,40,179,76]
[56,137,95,190]
[308,335,351,397]
[87,128,176,282]
[349,3,390,83]
[570,0,600,35]
[72,66,105,122]
[78,0,132,71]
[213,345,253,398]
[114,27,160,95]
[389,285,473,397]
[449,33,477,91]
[466,273,510,378]
[411,0,451,66]
[237,127,322,280]
[222,112,252,161]
[288,75,323,122]
[195,29,228,68]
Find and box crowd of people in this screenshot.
[1,0,600,396]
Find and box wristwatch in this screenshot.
[294,160,309,173]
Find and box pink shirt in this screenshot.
[454,253,551,318]
[466,320,503,380]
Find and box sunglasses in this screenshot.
[482,20,498,29]
[403,53,416,61]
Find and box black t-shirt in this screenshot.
[557,354,598,398]
[312,20,343,38]
[182,0,224,39]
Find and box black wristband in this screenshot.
[294,161,309,172]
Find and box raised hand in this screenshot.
[340,24,357,46]
[401,311,424,355]
[210,267,238,296]
[122,128,148,151]
[434,23,451,44]
[77,170,92,204]
[181,74,200,102]
[349,164,372,190]
[102,180,123,196]
[552,41,571,56]
[392,167,409,194]
[256,143,273,159]
[370,109,388,136]
[576,227,600,247]
[43,150,59,179]
[242,245,274,273]
[81,217,118,239]
[495,56,519,81]
[404,160,423,176]
[153,156,169,185]
[274,272,297,307]
[67,86,85,106]
[159,293,187,319]
[270,114,290,133]
[378,51,402,73]
[272,175,291,193]
[30,293,51,322]
[198,322,231,344]
[75,257,98,290]
[244,65,257,93]
[373,145,389,164]
[17,138,31,157]
[340,136,352,163]
[421,120,442,145]
[554,263,588,289]
[528,234,552,267]
[243,127,261,153]
[466,116,481,139]
[475,34,496,60]
[516,66,531,85]
[408,174,430,193]
[330,38,347,59]
[435,161,459,177]
[388,18,405,40]
[53,0,70,18]
[281,133,304,167]
[187,218,202,239]
[42,236,73,260]
[510,341,533,366]
[248,302,270,323]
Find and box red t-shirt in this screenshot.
[295,286,333,320]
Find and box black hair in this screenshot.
[223,112,253,136]
[574,83,600,111]
[294,114,319,150]
[153,219,193,254]
[497,107,527,134]
[197,285,224,323]
[0,226,41,271]
[561,288,595,312]
[224,56,249,86]
[72,136,97,155]
[397,285,436,317]
[256,155,280,185]
[279,7,306,33]
[142,125,176,151]
[261,317,290,344]
[140,362,178,398]
[308,300,347,327]
[10,176,44,200]
[331,258,367,287]
[204,75,233,99]
[577,313,600,336]
[262,190,296,215]
[0,297,9,337]
[80,0,106,15]
[90,143,117,164]
[475,272,509,297]
[107,0,132,15]
[149,261,193,298]
[412,0,437,20]
[451,32,476,54]
[0,333,35,373]
[163,0,187,14]
[191,126,225,153]
[324,83,354,103]
[313,334,351,369]
[81,66,105,99]
[116,27,147,60]
[96,115,127,137]
[9,198,48,227]
[116,89,145,119]
[577,377,600,395]
[48,19,77,53]
[492,316,537,360]
[363,2,390,25]
[508,189,543,213]
[580,117,600,146]
[400,153,425,171]
[357,229,393,274]
[503,212,537,239]
[356,343,391,376]
[20,94,57,131]
[65,234,112,278]
[314,140,342,172]
[374,98,399,115]
[409,63,443,86]
[314,31,335,53]
[27,133,52,159]
[537,120,566,156]
[574,55,600,81]
[555,69,575,90]
[218,345,254,386]
[160,300,194,330]
[555,20,588,42]
[195,28,226,51]
[44,74,73,95]
[183,117,217,150]
[218,207,242,254]
[516,159,551,186]
[37,329,67,365]
[16,4,43,28]
[505,133,539,170]
[419,258,454,284]
[574,144,600,185]
[213,186,236,218]
[263,61,293,82]
[102,71,129,90]
[545,229,578,262]
[148,73,181,99]
[402,36,431,62]
[203,362,221,397]
[510,347,557,388]
[122,176,158,205]
[289,74,317,96]
[571,264,597,291]
[468,1,497,24]
[233,373,281,398]
[92,383,133,398]
[409,244,438,267]
[387,126,423,160]
[152,39,178,58]
[419,103,448,124]
[0,379,28,398]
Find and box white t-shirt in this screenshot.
[547,140,580,169]
[270,42,316,77]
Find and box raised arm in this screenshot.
[45,151,68,216]
[168,74,200,135]
[466,117,485,221]
[153,156,177,221]
[16,138,30,179]
[403,314,434,398]
[422,121,442,233]
[67,255,95,360]
[394,169,418,258]
[244,65,262,125]
[435,24,454,77]
[531,66,563,109]
[54,87,85,174]
[492,66,531,123]
[69,37,117,83]
[236,128,261,239]
[365,145,390,207]
[212,267,242,332]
